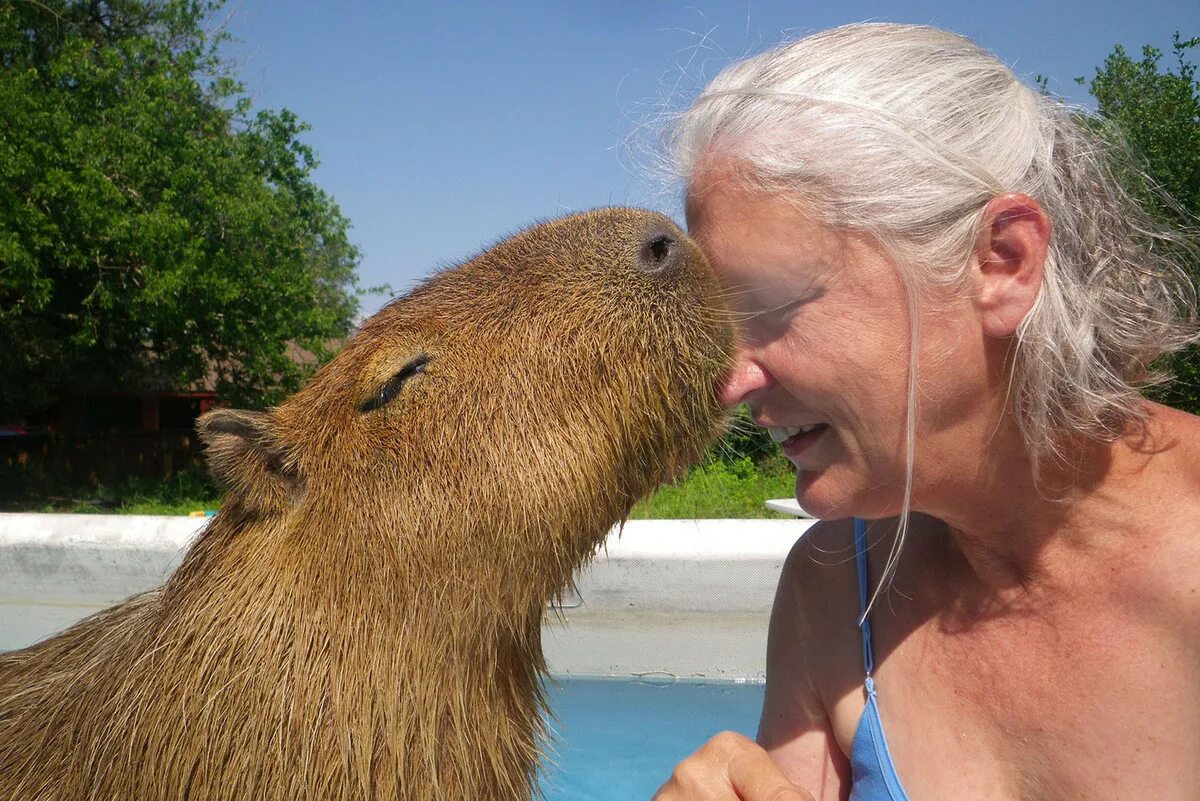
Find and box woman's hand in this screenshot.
[653,731,815,800]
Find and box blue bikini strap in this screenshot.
[853,517,875,677]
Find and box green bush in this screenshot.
[1080,34,1200,415]
[707,406,778,465]
[631,455,796,519]
[626,405,796,519]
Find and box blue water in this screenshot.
[539,677,766,800]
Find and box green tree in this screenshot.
[1078,33,1200,413]
[0,0,371,417]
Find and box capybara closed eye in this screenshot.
[0,208,732,801]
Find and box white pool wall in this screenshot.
[0,513,814,680]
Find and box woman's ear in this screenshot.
[972,193,1050,337]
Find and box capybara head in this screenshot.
[0,208,732,801]
[197,207,731,606]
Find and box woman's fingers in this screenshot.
[653,732,815,801]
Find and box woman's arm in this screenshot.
[653,523,852,801]
[758,523,853,801]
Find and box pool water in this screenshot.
[539,677,766,800]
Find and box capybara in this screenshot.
[0,208,732,800]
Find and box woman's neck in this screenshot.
[913,407,1174,597]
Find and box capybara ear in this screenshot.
[196,408,296,512]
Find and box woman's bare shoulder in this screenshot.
[1138,405,1200,611]
[778,520,860,632]
[771,514,944,677]
[766,519,869,717]
[758,519,862,797]
[778,517,924,620]
[1126,403,1200,549]
[1138,402,1200,472]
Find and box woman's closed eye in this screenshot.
[743,290,824,344]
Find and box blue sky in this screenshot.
[225,1,1200,318]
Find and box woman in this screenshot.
[654,23,1200,801]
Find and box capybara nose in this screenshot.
[637,228,680,275]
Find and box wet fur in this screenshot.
[0,209,731,800]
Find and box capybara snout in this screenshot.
[0,208,732,801]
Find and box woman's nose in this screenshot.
[718,351,771,407]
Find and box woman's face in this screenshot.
[686,157,987,519]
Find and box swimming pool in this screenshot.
[540,676,765,800]
[1,512,802,793]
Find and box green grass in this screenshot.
[1,469,222,516]
[630,456,797,520]
[4,457,797,520]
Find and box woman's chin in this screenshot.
[794,469,901,521]
[792,471,852,520]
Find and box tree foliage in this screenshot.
[1078,33,1200,413]
[0,0,368,416]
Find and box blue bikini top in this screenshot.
[847,518,912,801]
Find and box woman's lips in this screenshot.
[769,423,829,456]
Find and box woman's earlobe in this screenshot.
[974,193,1050,338]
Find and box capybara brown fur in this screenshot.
[0,208,732,800]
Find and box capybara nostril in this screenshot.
[638,232,677,274]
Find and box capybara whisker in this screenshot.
[0,208,731,801]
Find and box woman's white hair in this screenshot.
[669,23,1198,601]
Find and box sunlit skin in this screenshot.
[653,154,1200,801]
[684,158,1002,524]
